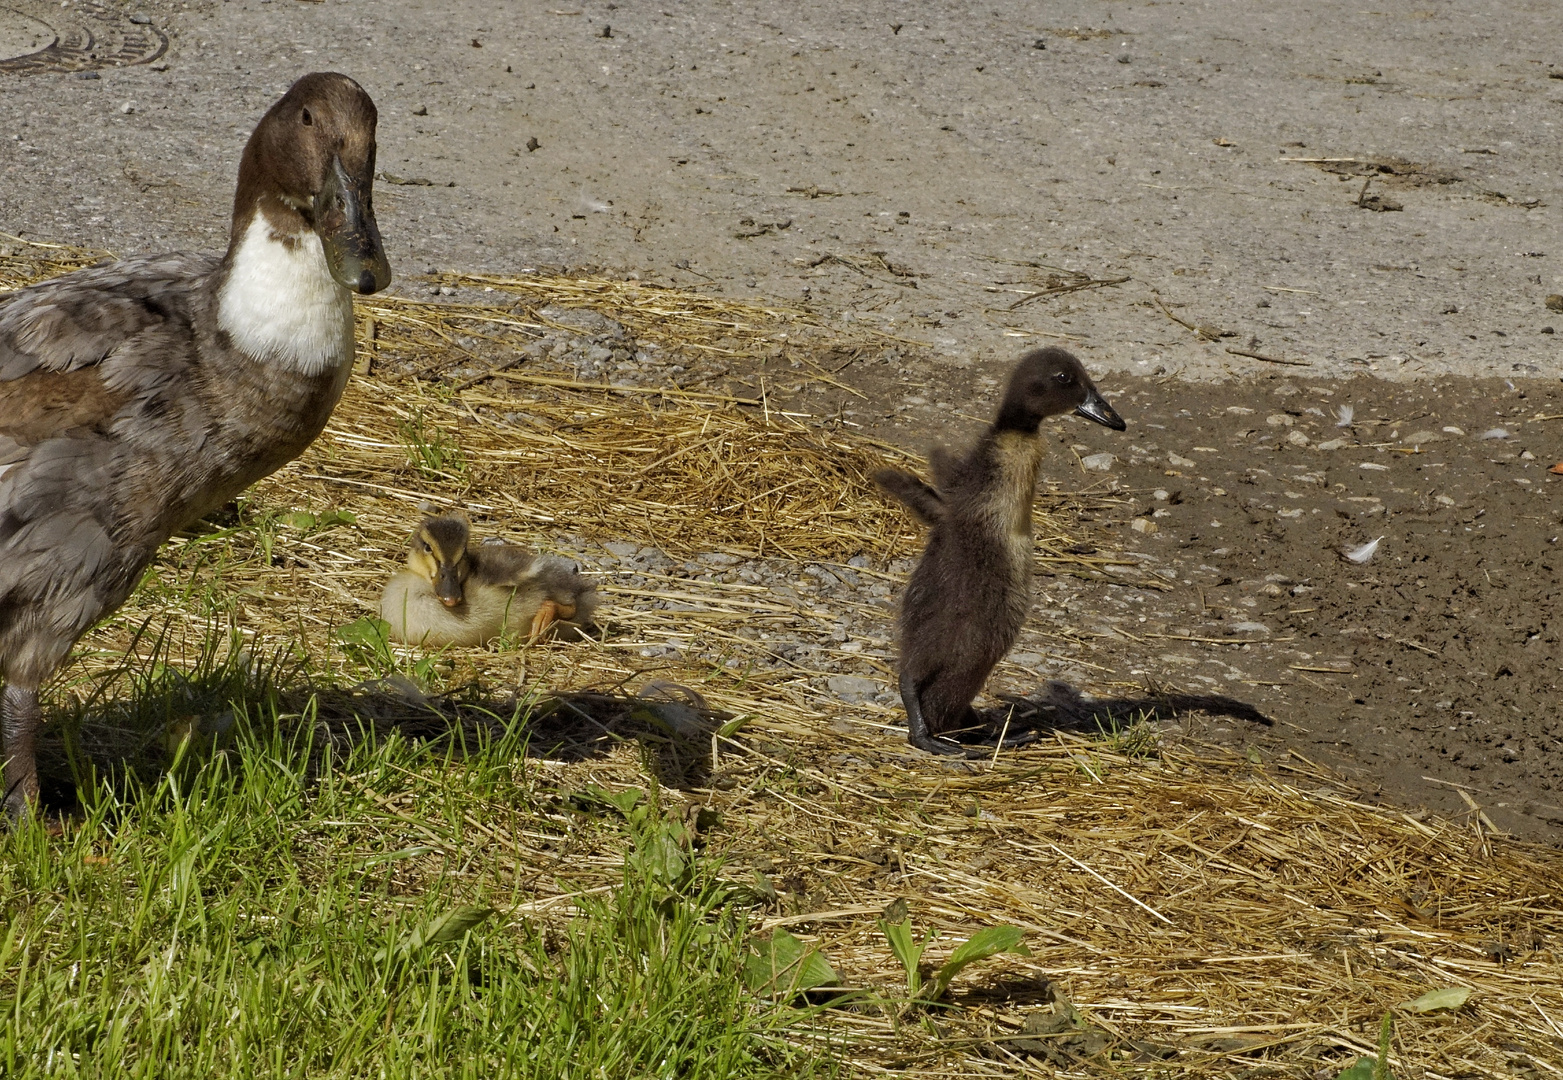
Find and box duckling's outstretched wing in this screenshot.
[926,446,965,492]
[873,468,944,526]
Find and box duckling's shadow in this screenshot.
[303,677,723,789]
[951,679,1272,747]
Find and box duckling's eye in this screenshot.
[301,108,314,127]
[1054,370,1073,384]
[419,541,431,552]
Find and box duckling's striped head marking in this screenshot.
[406,513,472,607]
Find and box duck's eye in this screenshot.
[419,541,431,552]
[1054,370,1073,384]
[301,108,314,127]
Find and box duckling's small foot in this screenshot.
[900,671,982,758]
[529,600,570,640]
[2,684,41,822]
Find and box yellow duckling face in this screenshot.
[406,514,473,608]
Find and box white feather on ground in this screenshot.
[1335,404,1354,427]
[1481,428,1510,440]
[1342,536,1384,564]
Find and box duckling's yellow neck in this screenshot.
[217,213,355,377]
[986,430,1048,538]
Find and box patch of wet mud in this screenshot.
[1009,374,1563,840]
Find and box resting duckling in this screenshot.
[873,347,1126,756]
[380,513,598,647]
[0,73,391,818]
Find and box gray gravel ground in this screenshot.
[4,0,1563,383]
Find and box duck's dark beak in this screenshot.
[1075,387,1127,431]
[313,155,392,295]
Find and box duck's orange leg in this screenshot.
[529,600,577,640]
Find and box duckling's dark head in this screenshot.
[409,514,473,607]
[995,347,1126,434]
[232,72,392,295]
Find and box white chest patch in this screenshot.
[217,216,354,376]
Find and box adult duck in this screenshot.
[0,72,392,817]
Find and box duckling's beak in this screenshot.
[1075,387,1126,431]
[313,155,392,295]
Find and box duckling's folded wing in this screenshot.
[872,468,945,526]
[467,541,540,586]
[926,446,965,492]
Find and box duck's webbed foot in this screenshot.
[900,671,987,758]
[2,684,41,822]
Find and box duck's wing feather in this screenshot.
[873,467,944,526]
[0,253,217,378]
[0,254,217,659]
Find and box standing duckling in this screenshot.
[380,513,598,647]
[0,73,391,818]
[874,347,1126,756]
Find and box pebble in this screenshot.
[1081,452,1117,471]
[827,674,879,703]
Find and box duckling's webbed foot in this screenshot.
[529,599,571,640]
[2,684,41,821]
[900,670,984,758]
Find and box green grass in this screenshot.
[2,646,828,1079]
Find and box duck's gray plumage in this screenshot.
[0,71,391,817]
[0,254,351,686]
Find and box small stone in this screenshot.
[1080,452,1117,471]
[1316,438,1347,451]
[1287,429,1310,446]
[129,11,151,23]
[827,675,878,703]
[119,101,135,114]
[603,541,639,558]
[1265,413,1295,427]
[1521,450,1537,461]
[1229,621,1271,635]
[1404,430,1442,445]
[526,136,541,152]
[76,71,100,80]
[1131,517,1158,534]
[1442,426,1465,435]
[1436,495,1456,506]
[1545,294,1563,312]
[1152,488,1170,501]
[412,104,428,116]
[1168,452,1196,468]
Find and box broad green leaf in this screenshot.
[423,905,495,945]
[337,616,392,649]
[930,925,1030,999]
[374,905,494,965]
[1398,986,1471,1013]
[1335,1057,1376,1080]
[743,929,838,996]
[282,511,318,531]
[877,908,925,995]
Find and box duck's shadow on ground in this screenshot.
[37,677,725,811]
[953,680,1272,747]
